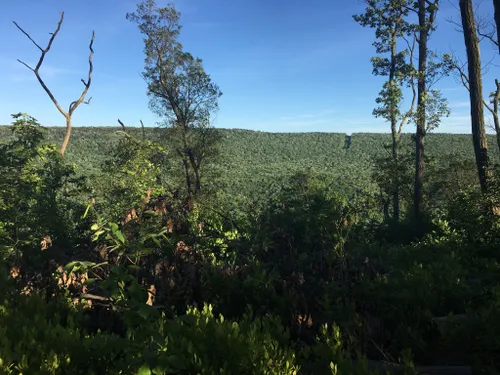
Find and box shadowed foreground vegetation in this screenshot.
[1,120,500,374]
[2,0,500,373]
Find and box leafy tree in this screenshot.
[100,127,168,222]
[372,145,415,221]
[414,0,442,230]
[127,0,222,208]
[354,0,416,222]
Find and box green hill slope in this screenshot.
[0,126,496,199]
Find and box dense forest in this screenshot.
[2,0,500,374]
[0,126,494,204]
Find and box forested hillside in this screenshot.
[0,125,495,200]
[3,0,500,374]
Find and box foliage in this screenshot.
[127,0,222,199]
[353,0,415,127]
[2,111,500,373]
[99,130,168,221]
[0,292,302,375]
[0,114,86,278]
[4,0,500,371]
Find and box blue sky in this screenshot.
[0,0,498,134]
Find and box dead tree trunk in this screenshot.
[13,12,94,156]
[460,0,489,192]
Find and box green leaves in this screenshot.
[0,113,84,272]
[128,0,222,201]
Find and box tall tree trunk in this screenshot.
[193,166,201,194]
[494,80,500,152]
[414,0,428,228]
[60,117,72,156]
[496,128,500,155]
[186,149,202,194]
[460,0,489,192]
[390,32,400,222]
[181,157,192,196]
[494,0,500,54]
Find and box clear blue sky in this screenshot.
[0,0,498,133]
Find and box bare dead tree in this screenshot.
[13,12,94,156]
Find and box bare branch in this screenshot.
[117,119,127,131]
[451,58,472,90]
[16,59,34,72]
[476,23,499,48]
[14,12,67,118]
[481,53,497,76]
[12,21,44,52]
[399,80,416,135]
[449,56,499,117]
[398,34,417,136]
[69,30,95,115]
[80,293,110,302]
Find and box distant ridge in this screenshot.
[0,124,484,136]
[0,125,495,199]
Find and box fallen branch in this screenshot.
[80,293,110,302]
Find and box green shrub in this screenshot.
[0,289,302,375]
[0,113,86,276]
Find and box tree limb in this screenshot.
[69,30,95,115]
[448,57,498,116]
[14,13,67,118]
[117,119,127,131]
[398,33,417,136]
[140,119,146,140]
[13,12,64,73]
[477,25,499,48]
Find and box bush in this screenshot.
[0,114,87,287]
[0,289,301,375]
